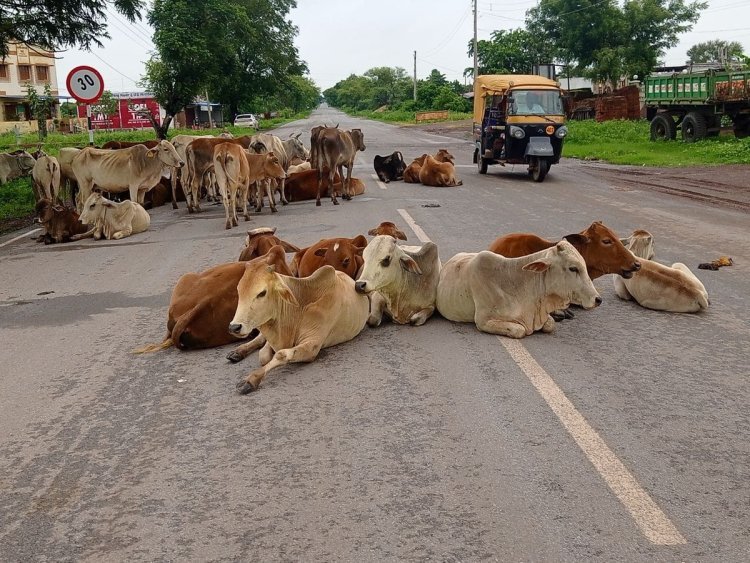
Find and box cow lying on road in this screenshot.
[373,151,406,183]
[238,226,300,262]
[35,199,90,244]
[437,242,602,338]
[72,192,150,240]
[291,235,368,279]
[229,259,370,393]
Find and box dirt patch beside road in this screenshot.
[408,119,750,212]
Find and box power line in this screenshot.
[422,6,472,57]
[88,51,140,85]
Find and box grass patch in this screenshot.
[0,177,34,220]
[565,119,750,166]
[349,109,472,124]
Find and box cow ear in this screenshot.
[563,233,588,246]
[523,260,550,273]
[367,227,377,236]
[352,234,367,248]
[280,239,300,253]
[314,247,329,257]
[275,278,299,307]
[400,255,422,275]
[395,229,407,241]
[146,149,157,158]
[619,237,630,247]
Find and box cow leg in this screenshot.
[541,315,556,333]
[236,340,324,394]
[266,180,277,213]
[69,227,95,241]
[220,185,232,230]
[613,277,633,301]
[408,306,435,326]
[278,178,288,205]
[475,317,528,338]
[343,163,353,200]
[254,181,263,213]
[366,291,387,327]
[230,187,239,227]
[239,184,250,222]
[329,167,339,205]
[171,168,180,209]
[111,226,133,240]
[226,331,266,363]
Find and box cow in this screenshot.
[238,226,300,262]
[249,132,307,209]
[291,235,368,279]
[31,154,61,203]
[488,221,641,281]
[313,127,365,205]
[287,161,311,175]
[134,245,293,355]
[72,192,150,240]
[418,154,462,187]
[101,140,160,150]
[35,199,90,244]
[403,154,427,183]
[368,221,407,240]
[0,151,35,184]
[72,140,183,211]
[184,136,253,213]
[169,134,213,209]
[436,242,602,338]
[373,151,406,183]
[229,260,370,393]
[213,142,251,230]
[58,147,81,205]
[243,151,287,214]
[284,168,365,202]
[614,230,709,313]
[434,149,455,164]
[355,235,441,327]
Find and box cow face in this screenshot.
[350,129,366,151]
[230,257,299,337]
[262,152,286,180]
[313,235,367,279]
[523,241,602,310]
[621,229,655,260]
[151,140,184,168]
[355,235,421,294]
[368,221,407,241]
[564,221,641,280]
[78,192,113,226]
[285,136,307,163]
[35,198,56,225]
[434,149,455,164]
[16,151,36,173]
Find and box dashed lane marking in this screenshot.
[0,228,41,248]
[396,209,431,243]
[371,174,388,190]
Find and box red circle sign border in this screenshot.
[66,65,105,103]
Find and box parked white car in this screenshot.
[234,113,259,128]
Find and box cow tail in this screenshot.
[132,334,174,354]
[170,302,205,350]
[219,148,237,186]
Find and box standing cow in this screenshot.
[313,127,365,205]
[31,154,61,203]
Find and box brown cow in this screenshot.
[404,154,428,183]
[285,168,365,201]
[184,136,253,213]
[434,149,455,164]
[368,221,407,240]
[419,154,462,187]
[35,199,90,244]
[134,245,293,354]
[214,142,251,229]
[313,127,365,205]
[238,226,300,262]
[291,235,368,279]
[488,221,641,281]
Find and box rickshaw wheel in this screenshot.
[477,155,488,174]
[531,158,549,182]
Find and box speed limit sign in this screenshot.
[66,66,105,104]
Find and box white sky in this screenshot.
[56,0,750,97]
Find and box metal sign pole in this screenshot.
[87,104,94,146]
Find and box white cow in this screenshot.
[71,140,183,211]
[73,192,151,240]
[57,147,81,204]
[355,235,441,326]
[31,154,61,202]
[0,151,35,184]
[229,261,370,393]
[614,230,709,313]
[436,241,601,338]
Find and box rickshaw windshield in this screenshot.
[508,89,564,116]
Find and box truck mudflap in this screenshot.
[524,137,554,157]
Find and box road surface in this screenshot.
[1,106,748,561]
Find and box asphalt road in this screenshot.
[1,106,748,562]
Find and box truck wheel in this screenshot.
[650,114,676,141]
[681,112,707,143]
[477,155,488,174]
[733,117,750,139]
[531,158,549,182]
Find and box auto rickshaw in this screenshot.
[473,74,568,182]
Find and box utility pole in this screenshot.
[205,89,213,129]
[473,0,478,81]
[413,50,417,102]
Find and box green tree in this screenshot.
[0,0,142,57]
[467,28,556,77]
[687,40,745,64]
[139,56,198,139]
[25,83,54,140]
[60,102,78,119]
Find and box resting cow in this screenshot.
[614,230,709,313]
[134,245,293,354]
[437,242,601,338]
[72,140,183,211]
[284,169,365,201]
[72,192,150,240]
[229,260,370,393]
[291,235,368,279]
[0,151,35,184]
[355,235,441,326]
[373,151,406,183]
[403,155,427,183]
[35,199,90,244]
[238,226,300,262]
[368,221,407,240]
[31,154,61,203]
[418,154,462,187]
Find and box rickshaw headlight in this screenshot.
[555,126,569,138]
[509,126,525,139]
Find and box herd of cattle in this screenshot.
[135,217,710,394]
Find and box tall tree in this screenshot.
[0,0,143,57]
[139,56,198,139]
[687,40,745,64]
[467,28,556,77]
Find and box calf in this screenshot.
[238,226,300,262]
[437,242,601,338]
[292,235,368,279]
[373,151,406,183]
[244,151,287,214]
[368,221,407,240]
[355,235,441,326]
[418,154,462,187]
[73,192,150,240]
[614,230,709,313]
[35,199,90,244]
[229,260,370,393]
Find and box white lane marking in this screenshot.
[0,228,41,248]
[371,174,388,190]
[355,155,367,166]
[499,338,687,546]
[454,164,476,168]
[396,209,431,243]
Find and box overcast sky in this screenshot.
[56,0,750,98]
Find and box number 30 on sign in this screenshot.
[65,66,105,104]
